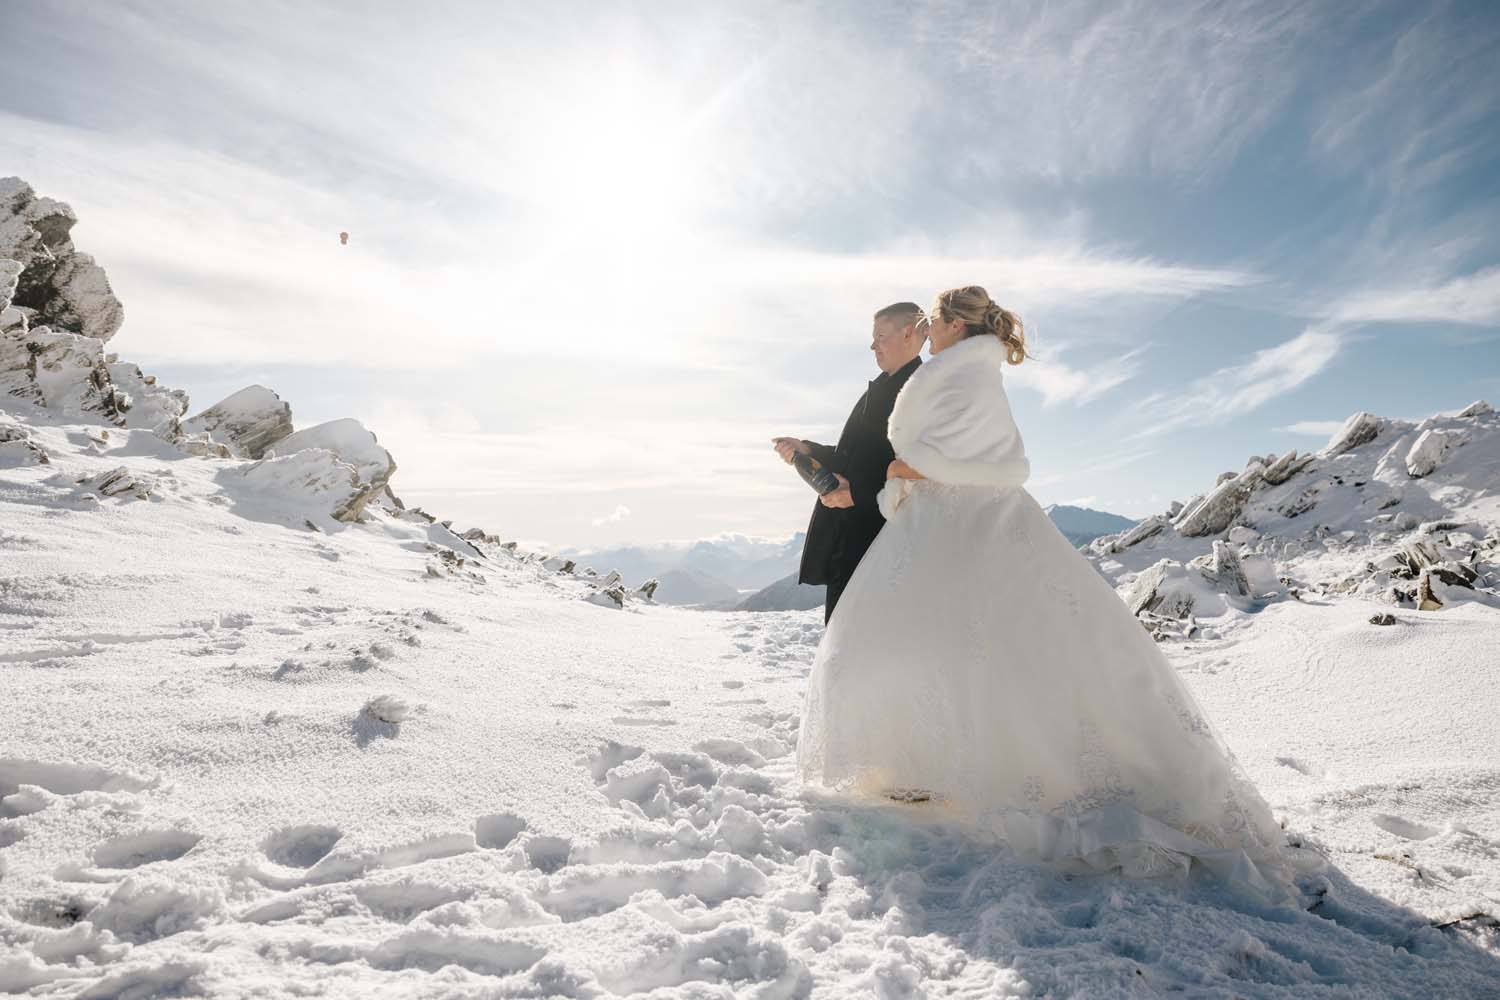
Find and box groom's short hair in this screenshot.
[874,301,923,330]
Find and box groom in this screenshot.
[774,302,925,623]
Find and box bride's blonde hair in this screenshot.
[931,285,1026,365]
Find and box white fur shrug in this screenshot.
[877,335,1030,516]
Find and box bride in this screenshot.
[796,285,1292,898]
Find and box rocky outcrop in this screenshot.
[182,386,293,459]
[1090,403,1500,624]
[1091,515,1166,555]
[1124,543,1261,623]
[264,419,396,522]
[1174,460,1265,537]
[1261,450,1314,485]
[0,416,48,467]
[0,177,123,342]
[1456,400,1492,419]
[1320,411,1383,458]
[3,181,187,441]
[1405,428,1466,478]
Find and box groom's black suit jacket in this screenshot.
[798,356,922,592]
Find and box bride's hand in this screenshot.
[887,459,924,481]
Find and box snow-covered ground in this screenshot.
[5,176,1500,996]
[4,397,1500,999]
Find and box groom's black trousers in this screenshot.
[823,568,853,625]
[797,356,921,625]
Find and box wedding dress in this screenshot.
[796,334,1292,898]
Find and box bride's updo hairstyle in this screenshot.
[932,285,1026,365]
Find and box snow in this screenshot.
[4,392,1500,997]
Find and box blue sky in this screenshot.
[3,1,1498,545]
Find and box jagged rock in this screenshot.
[1456,400,1493,419]
[1417,563,1476,610]
[1214,471,1236,486]
[584,586,626,609]
[0,258,23,329]
[637,578,659,600]
[1369,613,1397,626]
[1405,428,1466,478]
[0,177,123,342]
[82,465,153,500]
[265,418,395,522]
[1096,515,1166,554]
[225,449,362,524]
[182,386,293,459]
[1124,561,1199,618]
[461,527,501,544]
[1227,525,1260,545]
[1174,462,1264,537]
[1320,411,1383,458]
[543,556,576,574]
[1262,449,1314,485]
[1166,500,1184,518]
[1125,543,1267,620]
[0,418,48,466]
[179,433,231,458]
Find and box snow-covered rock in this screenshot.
[0,176,123,342]
[0,415,48,466]
[1456,399,1492,419]
[182,385,293,459]
[270,419,394,492]
[1320,411,1384,458]
[1123,541,1261,623]
[1089,405,1500,622]
[1173,460,1265,537]
[1405,427,1466,478]
[2,181,188,442]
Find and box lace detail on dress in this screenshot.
[1055,719,1134,817]
[1165,692,1212,738]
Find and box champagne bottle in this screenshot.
[792,451,840,495]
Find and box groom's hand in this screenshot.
[820,474,853,509]
[772,436,810,465]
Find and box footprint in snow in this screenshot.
[263,824,343,868]
[91,830,202,869]
[476,812,527,850]
[1371,813,1442,841]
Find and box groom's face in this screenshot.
[870,317,917,374]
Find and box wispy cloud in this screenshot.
[591,505,631,527]
[1275,420,1346,437]
[1007,346,1147,408]
[1127,327,1346,437]
[1331,266,1500,328]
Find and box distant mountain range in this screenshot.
[562,532,805,606]
[1043,504,1139,547]
[571,506,1137,610]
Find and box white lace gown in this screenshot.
[796,335,1291,898]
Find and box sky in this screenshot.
[3,0,1498,547]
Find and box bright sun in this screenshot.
[526,67,706,269]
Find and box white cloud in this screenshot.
[1128,327,1345,437]
[1331,266,1500,328]
[1007,346,1147,408]
[1275,420,1346,436]
[591,505,631,527]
